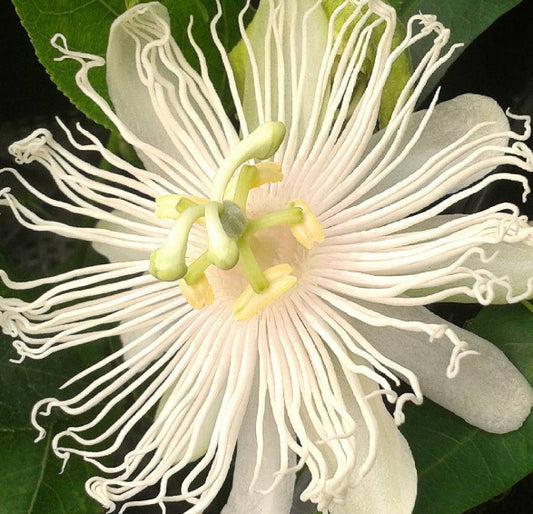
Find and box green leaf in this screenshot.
[388,0,421,18]
[403,0,521,101]
[401,304,533,514]
[12,0,124,130]
[0,248,20,298]
[0,332,119,513]
[12,0,249,130]
[0,429,99,514]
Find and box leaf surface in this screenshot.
[12,0,249,129]
[0,330,119,513]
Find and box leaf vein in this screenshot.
[27,425,52,514]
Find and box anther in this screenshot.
[155,195,207,220]
[233,264,297,321]
[252,161,283,187]
[179,274,214,310]
[287,200,324,249]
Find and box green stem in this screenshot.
[521,300,533,315]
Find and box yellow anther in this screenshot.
[251,161,284,188]
[232,264,297,321]
[155,194,181,219]
[155,195,208,220]
[179,273,214,310]
[287,200,324,249]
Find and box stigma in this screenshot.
[149,122,324,319]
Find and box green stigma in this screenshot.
[212,121,286,202]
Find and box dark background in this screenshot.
[0,1,532,513]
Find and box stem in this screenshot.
[521,300,533,315]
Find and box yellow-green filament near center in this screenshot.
[233,165,258,210]
[246,207,303,234]
[184,251,211,285]
[234,207,302,293]
[238,235,269,293]
[176,197,202,215]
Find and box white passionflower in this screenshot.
[2,0,533,512]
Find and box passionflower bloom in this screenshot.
[2,0,533,512]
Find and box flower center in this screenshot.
[149,122,324,320]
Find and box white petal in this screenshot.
[238,0,329,142]
[362,94,510,199]
[107,2,237,191]
[222,385,295,514]
[357,304,533,433]
[107,3,179,170]
[119,325,164,363]
[400,213,533,304]
[92,214,152,263]
[330,371,417,514]
[454,237,533,303]
[92,241,149,263]
[155,375,225,463]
